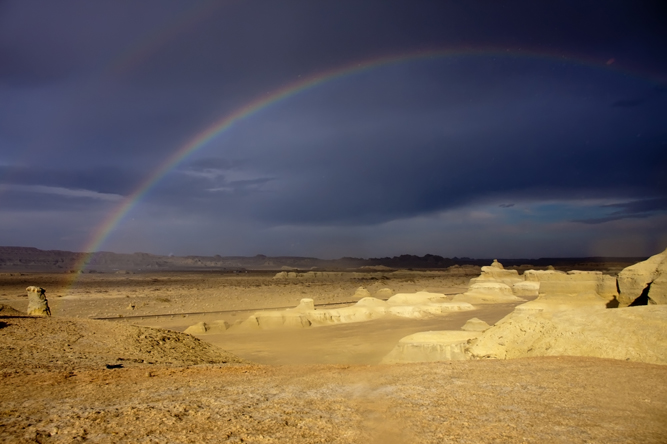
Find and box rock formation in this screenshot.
[188,293,475,332]
[353,286,371,299]
[524,270,617,302]
[461,317,491,332]
[380,255,666,365]
[467,305,667,365]
[375,288,394,298]
[382,331,481,363]
[617,247,667,306]
[184,320,230,335]
[453,282,526,304]
[469,259,523,287]
[511,281,540,297]
[26,286,51,316]
[386,290,448,305]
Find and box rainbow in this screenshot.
[68,47,664,279]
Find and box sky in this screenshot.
[0,0,666,259]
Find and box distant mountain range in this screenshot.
[0,246,648,273]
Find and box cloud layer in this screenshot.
[0,1,665,258]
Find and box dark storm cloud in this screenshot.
[611,98,645,108]
[573,198,667,224]
[179,57,665,226]
[0,165,140,195]
[0,0,666,256]
[611,84,667,108]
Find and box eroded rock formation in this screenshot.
[26,286,51,316]
[467,305,667,364]
[187,292,475,333]
[382,254,666,365]
[617,248,667,306]
[382,331,480,363]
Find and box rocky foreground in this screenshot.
[1,308,666,443]
[1,357,665,443]
[2,250,667,443]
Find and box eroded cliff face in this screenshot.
[617,248,667,306]
[383,253,667,366]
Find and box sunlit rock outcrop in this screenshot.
[469,259,523,287]
[186,291,475,332]
[381,331,481,363]
[26,286,51,317]
[461,317,491,332]
[184,320,231,335]
[453,282,526,304]
[467,305,667,365]
[617,247,667,306]
[524,270,617,302]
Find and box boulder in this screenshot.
[26,286,51,317]
[461,317,491,332]
[381,331,481,363]
[617,248,667,306]
[467,305,667,365]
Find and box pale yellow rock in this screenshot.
[387,305,429,318]
[314,306,383,324]
[184,322,208,335]
[387,291,448,305]
[290,298,314,312]
[26,286,51,317]
[375,288,394,298]
[353,287,371,299]
[523,270,617,301]
[514,291,610,313]
[461,317,491,332]
[467,305,667,365]
[617,248,667,306]
[184,320,231,335]
[512,281,540,297]
[233,294,474,330]
[469,260,522,286]
[453,282,526,304]
[418,302,475,314]
[650,274,667,305]
[241,311,312,329]
[381,331,480,363]
[208,320,231,333]
[355,297,388,307]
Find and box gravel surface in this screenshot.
[1,358,666,443]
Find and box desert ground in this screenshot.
[1,266,666,443]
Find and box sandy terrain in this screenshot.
[1,268,666,443]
